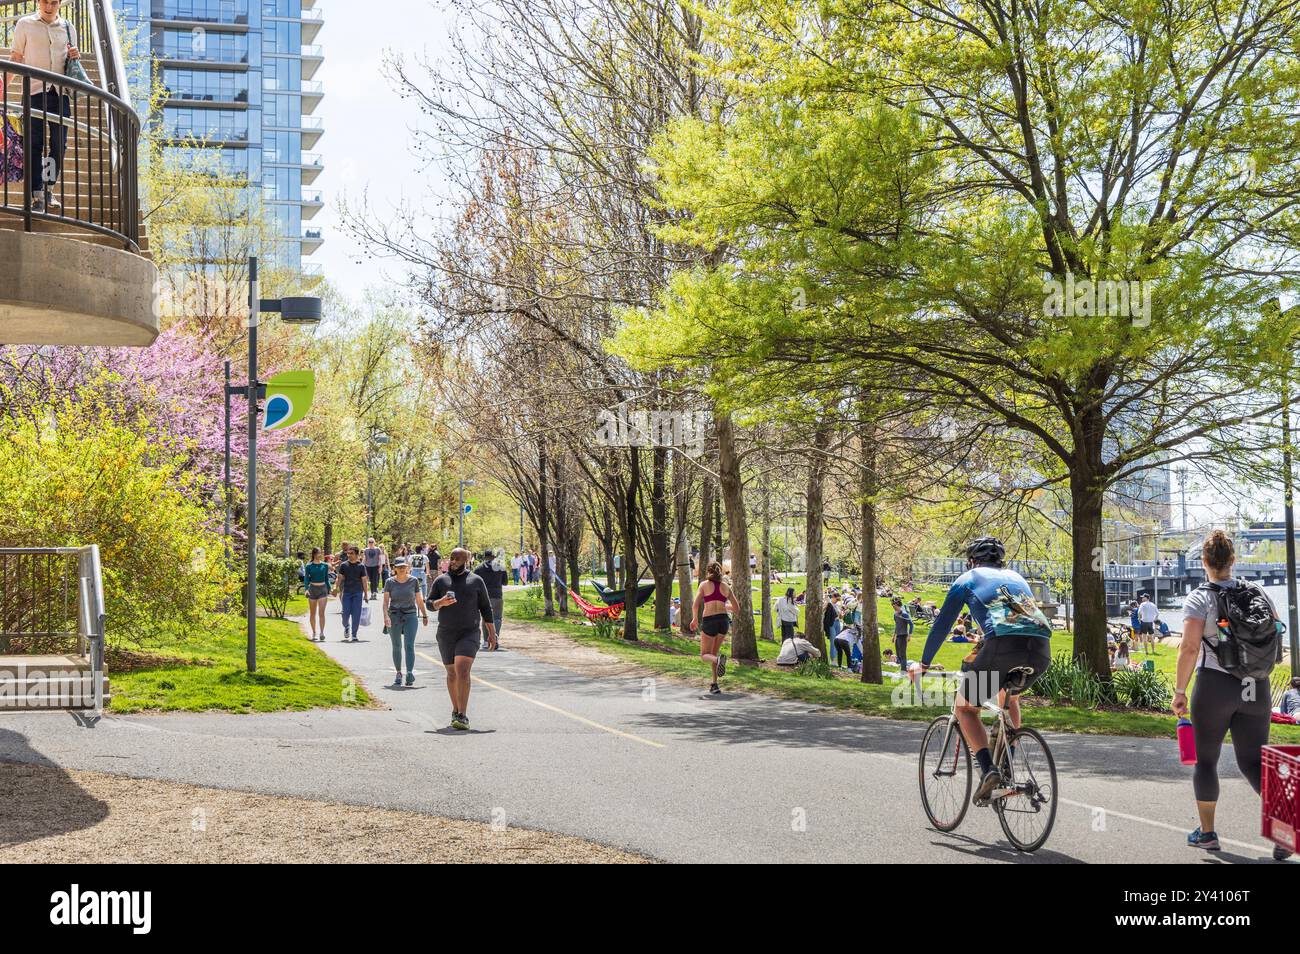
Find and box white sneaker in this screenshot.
[46,192,61,213]
[31,192,45,213]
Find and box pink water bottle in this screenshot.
[1177,717,1197,765]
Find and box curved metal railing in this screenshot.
[0,0,140,252]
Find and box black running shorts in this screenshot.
[700,613,731,637]
[959,635,1052,707]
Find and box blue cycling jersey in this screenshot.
[921,565,1052,666]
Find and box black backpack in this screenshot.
[1202,581,1284,682]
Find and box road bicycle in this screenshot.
[917,665,1059,852]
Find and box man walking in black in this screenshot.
[427,547,496,729]
[474,549,508,651]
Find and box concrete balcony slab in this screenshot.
[0,229,159,347]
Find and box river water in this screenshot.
[1124,583,1294,634]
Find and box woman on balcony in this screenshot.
[8,0,81,214]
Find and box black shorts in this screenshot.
[700,613,730,637]
[1137,620,1155,635]
[958,635,1052,707]
[306,582,329,600]
[436,628,480,664]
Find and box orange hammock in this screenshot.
[565,585,623,622]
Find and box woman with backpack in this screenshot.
[1174,529,1290,860]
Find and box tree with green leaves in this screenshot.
[619,0,1300,675]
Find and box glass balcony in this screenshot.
[300,6,323,43]
[300,79,324,113]
[299,115,323,148]
[300,44,323,80]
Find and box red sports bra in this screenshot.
[702,581,726,603]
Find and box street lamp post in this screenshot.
[365,432,390,540]
[230,255,321,674]
[224,359,232,568]
[284,438,313,557]
[459,479,477,548]
[1276,298,1300,677]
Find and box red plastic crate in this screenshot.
[1262,745,1300,853]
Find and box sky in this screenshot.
[310,0,455,304]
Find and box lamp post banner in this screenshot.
[264,371,316,432]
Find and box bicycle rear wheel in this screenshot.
[919,716,972,832]
[994,726,1058,852]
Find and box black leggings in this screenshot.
[1190,667,1272,802]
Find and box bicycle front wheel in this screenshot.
[919,716,972,832]
[994,726,1058,852]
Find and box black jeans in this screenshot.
[834,637,852,667]
[26,89,70,195]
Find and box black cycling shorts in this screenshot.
[958,635,1052,707]
[436,627,480,664]
[700,613,731,637]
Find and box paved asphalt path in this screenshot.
[0,598,1289,864]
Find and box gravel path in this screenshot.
[0,761,648,863]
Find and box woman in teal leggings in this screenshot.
[383,558,428,687]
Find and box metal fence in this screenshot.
[0,0,141,251]
[0,546,106,714]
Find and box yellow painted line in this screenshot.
[414,651,665,749]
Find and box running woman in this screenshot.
[303,547,331,641]
[691,561,737,694]
[383,557,428,687]
[427,547,496,729]
[1174,530,1290,860]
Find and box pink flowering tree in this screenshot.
[0,328,296,528]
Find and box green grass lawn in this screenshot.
[507,585,1300,743]
[109,612,372,714]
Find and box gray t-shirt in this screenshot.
[1181,580,1276,679]
[384,576,422,611]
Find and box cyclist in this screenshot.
[910,537,1053,805]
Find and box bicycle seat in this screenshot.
[1003,666,1036,695]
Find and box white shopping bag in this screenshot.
[360,604,372,629]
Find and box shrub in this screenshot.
[1031,651,1115,707]
[518,585,543,618]
[0,377,235,648]
[591,616,616,640]
[256,553,299,620]
[797,655,833,679]
[1028,651,1078,703]
[1112,666,1173,710]
[1031,650,1173,709]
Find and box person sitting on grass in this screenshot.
[1278,677,1300,721]
[1114,640,1132,670]
[775,631,821,666]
